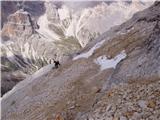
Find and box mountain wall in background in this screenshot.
[1,1,160,120]
[1,0,153,95]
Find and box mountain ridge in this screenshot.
[1,1,153,95]
[1,1,160,120]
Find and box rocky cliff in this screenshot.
[1,1,160,120]
[1,1,153,95]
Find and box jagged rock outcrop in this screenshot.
[43,1,152,47]
[1,2,160,120]
[2,9,38,40]
[1,1,45,28]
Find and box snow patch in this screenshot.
[94,50,127,70]
[117,27,135,35]
[73,39,106,60]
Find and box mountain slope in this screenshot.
[1,1,154,95]
[1,2,160,120]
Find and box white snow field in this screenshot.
[73,39,106,60]
[94,50,127,70]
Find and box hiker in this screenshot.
[54,60,60,69]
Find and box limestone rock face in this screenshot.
[1,2,160,120]
[45,2,60,23]
[36,1,153,47]
[2,9,38,40]
[1,10,39,95]
[1,9,80,95]
[107,1,160,86]
[1,1,151,95]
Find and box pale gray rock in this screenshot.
[120,116,127,120]
[138,100,147,109]
[1,0,151,95]
[1,9,80,95]
[1,1,160,120]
